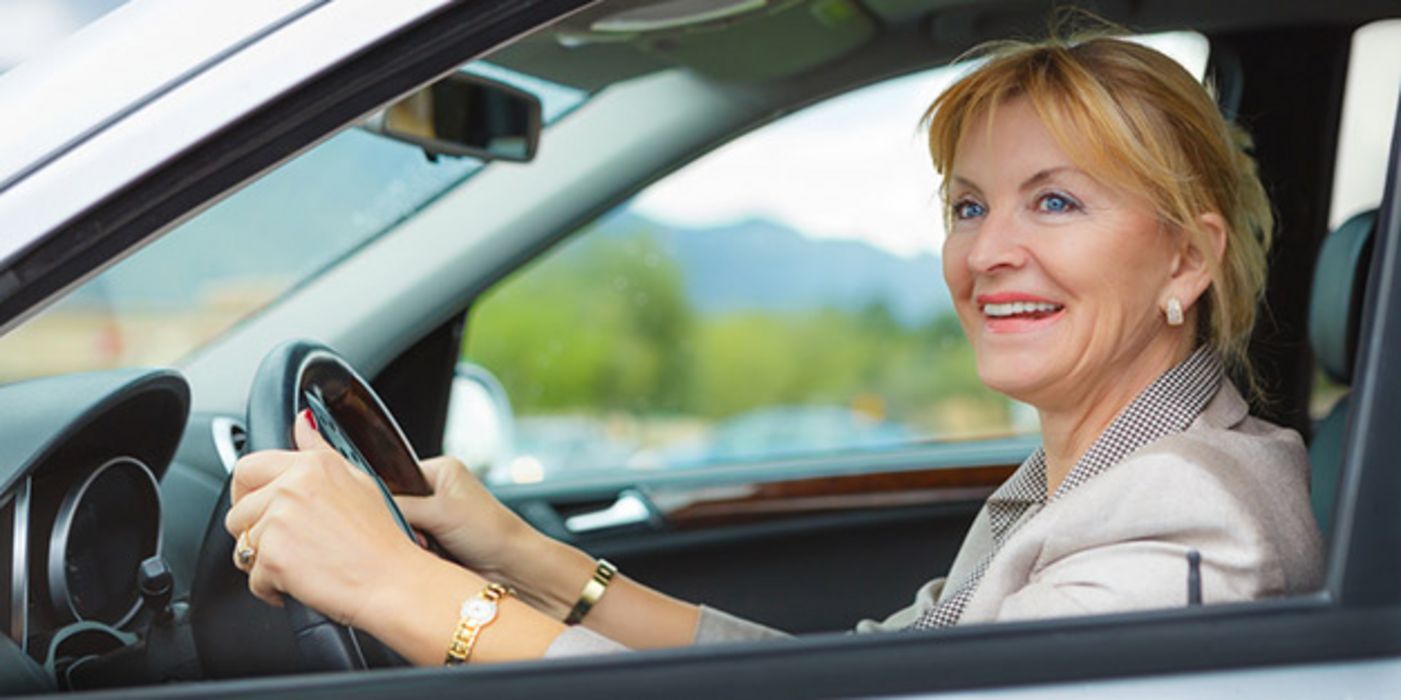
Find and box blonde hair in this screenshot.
[923,32,1274,393]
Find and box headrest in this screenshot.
[1309,209,1376,384]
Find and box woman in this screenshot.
[225,33,1323,665]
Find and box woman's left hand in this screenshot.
[224,409,426,629]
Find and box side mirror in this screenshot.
[362,72,542,162]
[443,363,516,480]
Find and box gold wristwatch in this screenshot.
[444,582,511,665]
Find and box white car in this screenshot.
[0,0,1398,696]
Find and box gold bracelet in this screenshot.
[444,582,512,666]
[564,559,617,625]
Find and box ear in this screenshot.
[1164,212,1227,311]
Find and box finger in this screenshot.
[391,493,435,530]
[230,449,299,504]
[224,475,284,538]
[394,458,467,529]
[417,456,455,484]
[247,559,285,608]
[232,529,255,572]
[243,518,285,606]
[293,408,331,452]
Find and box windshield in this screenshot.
[0,63,587,383]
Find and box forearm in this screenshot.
[499,530,701,649]
[364,551,567,666]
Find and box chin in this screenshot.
[974,353,1053,405]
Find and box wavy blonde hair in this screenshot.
[923,33,1274,394]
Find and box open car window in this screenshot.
[451,32,1210,486]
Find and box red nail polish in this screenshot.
[302,408,317,431]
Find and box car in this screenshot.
[0,0,1399,697]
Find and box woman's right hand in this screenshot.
[392,456,533,580]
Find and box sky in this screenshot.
[630,32,1214,259]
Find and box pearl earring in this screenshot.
[1165,297,1184,326]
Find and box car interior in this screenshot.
[0,0,1398,695]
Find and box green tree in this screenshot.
[465,226,694,414]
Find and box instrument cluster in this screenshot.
[3,455,162,664]
[0,369,188,689]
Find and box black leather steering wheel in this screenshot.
[191,340,433,676]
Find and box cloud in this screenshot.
[632,68,955,259]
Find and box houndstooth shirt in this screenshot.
[909,346,1225,630]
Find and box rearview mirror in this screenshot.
[362,72,542,162]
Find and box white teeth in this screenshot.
[982,301,1063,317]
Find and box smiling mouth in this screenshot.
[980,301,1065,320]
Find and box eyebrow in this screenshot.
[1020,166,1081,192]
[951,166,1085,195]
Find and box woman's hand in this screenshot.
[224,409,429,629]
[395,456,603,620]
[392,455,534,580]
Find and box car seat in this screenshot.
[1306,208,1376,540]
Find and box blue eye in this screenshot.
[953,200,986,220]
[1036,192,1080,214]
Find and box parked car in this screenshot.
[0,0,1399,697]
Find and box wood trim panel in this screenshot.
[651,464,1017,530]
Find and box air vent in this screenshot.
[210,416,246,473]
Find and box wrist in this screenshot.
[354,540,457,633]
[363,549,486,666]
[499,533,597,621]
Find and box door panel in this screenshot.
[499,460,1019,633]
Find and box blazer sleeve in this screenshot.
[544,605,789,658]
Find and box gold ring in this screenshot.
[236,530,256,568]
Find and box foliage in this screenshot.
[464,227,1013,438]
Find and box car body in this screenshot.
[0,0,1400,697]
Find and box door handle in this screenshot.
[564,489,655,534]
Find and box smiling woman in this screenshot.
[221,28,1323,668]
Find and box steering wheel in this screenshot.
[190,340,434,676]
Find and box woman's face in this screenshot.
[941,98,1183,410]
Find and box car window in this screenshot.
[454,33,1210,485]
[0,62,587,384]
[1312,18,1401,420]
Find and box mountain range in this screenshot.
[595,209,951,326]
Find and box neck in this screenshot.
[1036,336,1194,496]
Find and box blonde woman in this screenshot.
[224,34,1323,664]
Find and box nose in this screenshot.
[964,208,1029,274]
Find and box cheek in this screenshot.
[941,236,979,335]
[1050,225,1169,322]
[941,234,972,295]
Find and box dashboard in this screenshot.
[0,369,189,691]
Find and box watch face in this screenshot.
[462,598,498,625]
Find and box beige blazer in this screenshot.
[546,381,1326,655]
[855,380,1324,632]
